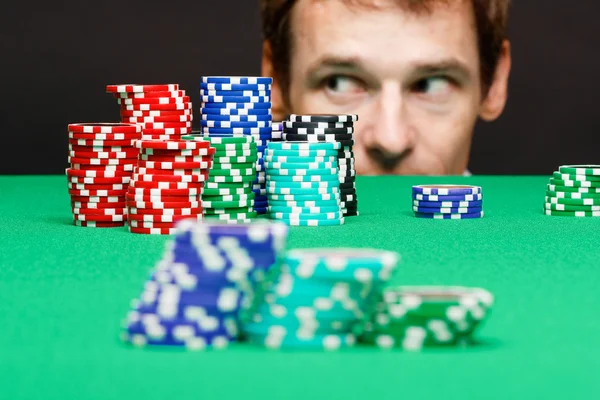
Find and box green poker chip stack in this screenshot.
[264,141,346,227]
[183,134,258,223]
[360,286,494,350]
[544,165,600,217]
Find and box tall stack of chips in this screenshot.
[126,140,215,235]
[244,248,400,350]
[107,84,193,141]
[544,165,600,217]
[121,219,289,350]
[361,286,494,350]
[412,185,484,219]
[264,142,345,226]
[183,134,258,224]
[67,123,141,228]
[199,77,274,215]
[284,114,359,217]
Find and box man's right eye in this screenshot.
[321,75,366,96]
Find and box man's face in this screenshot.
[281,0,488,175]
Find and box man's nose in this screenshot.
[363,85,416,172]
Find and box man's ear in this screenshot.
[480,40,512,121]
[262,40,288,121]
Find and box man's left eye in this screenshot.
[413,77,453,98]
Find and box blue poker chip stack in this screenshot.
[412,185,484,219]
[243,248,401,350]
[199,77,275,215]
[121,219,289,350]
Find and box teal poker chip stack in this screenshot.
[360,286,494,350]
[264,141,345,226]
[284,115,359,217]
[242,248,401,350]
[121,219,289,350]
[199,76,276,216]
[183,134,258,223]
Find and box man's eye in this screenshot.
[322,75,365,95]
[413,77,453,98]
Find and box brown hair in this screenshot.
[260,0,510,98]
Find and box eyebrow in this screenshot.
[307,56,473,81]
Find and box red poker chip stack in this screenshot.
[66,123,142,227]
[106,84,193,140]
[127,139,216,235]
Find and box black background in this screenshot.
[1,0,598,175]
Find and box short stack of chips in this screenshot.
[284,114,359,217]
[545,165,600,217]
[412,185,484,219]
[199,77,274,215]
[121,219,289,350]
[361,286,494,350]
[126,140,215,235]
[67,123,142,228]
[243,248,400,350]
[107,84,192,141]
[183,134,258,224]
[264,142,345,226]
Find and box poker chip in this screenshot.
[136,160,212,170]
[200,89,271,97]
[142,127,193,135]
[546,190,600,199]
[362,286,493,350]
[413,206,483,214]
[200,120,271,129]
[72,201,127,209]
[74,214,126,222]
[412,185,482,196]
[201,102,272,110]
[116,96,191,106]
[283,121,354,129]
[544,209,600,217]
[72,207,127,216]
[114,90,186,99]
[122,220,288,348]
[68,182,127,191]
[126,194,200,204]
[200,82,271,91]
[68,139,136,147]
[558,165,600,176]
[68,123,141,134]
[288,114,359,123]
[68,157,138,166]
[413,200,483,208]
[106,84,179,93]
[130,201,202,209]
[549,178,600,188]
[69,189,128,197]
[200,127,272,135]
[546,184,600,194]
[70,196,125,203]
[201,114,272,122]
[201,76,273,85]
[124,115,194,124]
[544,203,600,211]
[414,211,485,220]
[128,187,203,196]
[412,193,483,202]
[121,109,192,117]
[132,173,208,183]
[130,180,204,190]
[283,127,354,136]
[74,220,126,228]
[128,207,203,216]
[200,107,271,116]
[245,248,399,350]
[122,103,193,112]
[133,168,210,178]
[138,154,211,163]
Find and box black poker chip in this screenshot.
[284,121,355,129]
[283,126,354,135]
[288,114,358,123]
[283,134,355,148]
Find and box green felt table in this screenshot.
[1,175,599,400]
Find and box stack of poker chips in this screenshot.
[283,115,359,217]
[264,142,345,226]
[412,185,484,219]
[126,140,215,235]
[121,219,289,350]
[183,134,258,223]
[107,84,192,140]
[199,76,274,214]
[67,123,142,228]
[544,165,600,217]
[244,248,400,350]
[361,286,494,350]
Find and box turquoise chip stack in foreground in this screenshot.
[121,220,289,350]
[243,248,401,350]
[265,141,345,226]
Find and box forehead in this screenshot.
[290,0,479,73]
